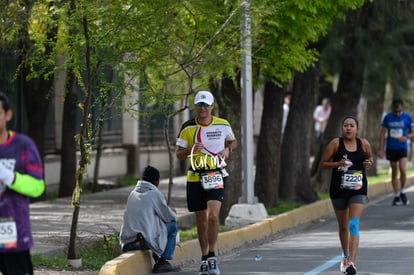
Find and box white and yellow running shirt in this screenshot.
[176,116,236,174]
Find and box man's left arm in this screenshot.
[226,139,238,152]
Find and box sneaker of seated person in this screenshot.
[152,258,181,273]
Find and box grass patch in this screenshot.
[318,193,329,200]
[368,165,414,184]
[116,176,139,187]
[267,201,303,216]
[33,233,122,271]
[179,226,198,242]
[180,225,228,242]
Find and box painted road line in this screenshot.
[304,255,341,275]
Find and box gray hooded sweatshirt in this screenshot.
[119,180,176,256]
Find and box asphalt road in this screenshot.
[179,186,414,275]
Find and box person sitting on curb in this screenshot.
[119,165,181,273]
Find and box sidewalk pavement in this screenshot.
[30,175,193,257]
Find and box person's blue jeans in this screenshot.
[122,221,178,261]
[161,221,178,260]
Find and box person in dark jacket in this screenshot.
[119,165,180,273]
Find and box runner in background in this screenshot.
[379,99,413,206]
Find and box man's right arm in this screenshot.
[176,146,190,160]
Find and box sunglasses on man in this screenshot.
[195,102,210,107]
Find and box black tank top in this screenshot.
[330,137,368,199]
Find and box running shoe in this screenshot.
[340,256,349,273]
[400,193,410,205]
[207,257,220,275]
[392,196,402,206]
[199,260,209,275]
[345,261,357,275]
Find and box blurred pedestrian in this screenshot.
[0,91,45,275]
[282,92,292,135]
[320,116,373,275]
[313,98,331,143]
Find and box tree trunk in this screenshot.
[363,40,388,177]
[253,80,283,208]
[279,65,319,203]
[19,1,58,201]
[23,74,53,202]
[210,74,242,224]
[361,0,389,176]
[23,76,52,160]
[363,82,386,177]
[67,204,80,259]
[59,73,78,197]
[92,94,106,193]
[20,0,57,163]
[165,114,174,205]
[318,5,370,192]
[67,14,94,261]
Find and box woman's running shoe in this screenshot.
[340,256,348,273]
[345,261,357,275]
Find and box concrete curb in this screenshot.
[98,178,397,275]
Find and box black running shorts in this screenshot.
[386,149,407,162]
[331,194,366,211]
[186,177,227,212]
[0,250,33,275]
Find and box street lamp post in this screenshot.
[225,0,267,228]
[240,0,254,205]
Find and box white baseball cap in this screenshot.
[194,91,214,105]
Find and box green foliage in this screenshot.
[254,0,365,82]
[0,1,28,49]
[1,0,367,122]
